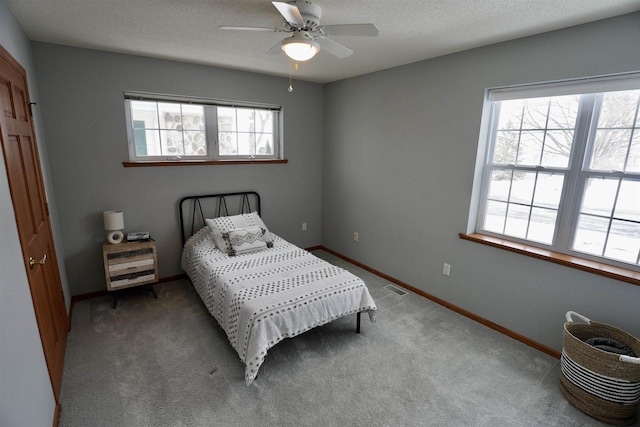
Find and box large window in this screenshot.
[477,74,640,270]
[124,93,282,161]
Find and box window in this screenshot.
[476,74,640,270]
[124,93,282,161]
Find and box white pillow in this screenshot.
[205,211,272,253]
[223,226,270,256]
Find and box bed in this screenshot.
[179,191,377,385]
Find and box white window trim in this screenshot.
[473,72,640,273]
[124,92,283,162]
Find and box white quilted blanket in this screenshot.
[181,226,377,385]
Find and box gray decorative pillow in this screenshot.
[205,211,272,253]
[223,226,272,256]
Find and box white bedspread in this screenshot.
[181,226,377,385]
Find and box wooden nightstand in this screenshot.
[102,239,159,308]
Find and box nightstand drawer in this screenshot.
[108,258,154,273]
[109,272,156,289]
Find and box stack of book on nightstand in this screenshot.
[126,231,150,242]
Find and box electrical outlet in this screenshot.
[353,232,359,242]
[443,263,451,276]
[302,222,307,231]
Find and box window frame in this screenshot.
[474,73,640,273]
[123,92,283,162]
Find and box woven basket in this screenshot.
[560,311,640,426]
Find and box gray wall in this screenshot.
[0,0,68,425]
[323,13,640,352]
[32,43,325,296]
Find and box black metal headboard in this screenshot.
[178,191,261,244]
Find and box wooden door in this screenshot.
[0,45,68,400]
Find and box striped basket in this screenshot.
[560,311,640,426]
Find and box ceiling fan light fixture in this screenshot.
[281,34,319,61]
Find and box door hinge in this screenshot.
[28,102,37,117]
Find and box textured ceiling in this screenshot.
[6,0,640,83]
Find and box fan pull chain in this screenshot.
[288,62,299,93]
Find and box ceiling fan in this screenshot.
[219,1,379,62]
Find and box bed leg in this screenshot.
[356,311,361,334]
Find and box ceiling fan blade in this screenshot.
[219,26,283,32]
[320,24,379,37]
[272,1,305,27]
[317,37,353,59]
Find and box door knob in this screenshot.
[28,254,47,268]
